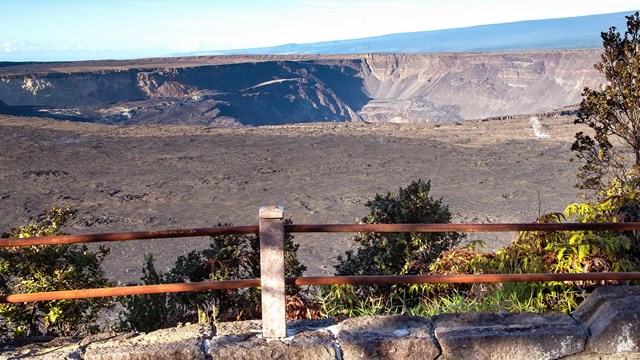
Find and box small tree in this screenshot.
[336,179,463,277]
[120,221,308,331]
[118,254,171,333]
[324,180,463,317]
[572,11,640,194]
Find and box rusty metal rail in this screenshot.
[0,225,259,247]
[289,272,640,285]
[3,272,640,304]
[287,222,640,233]
[0,279,261,303]
[3,222,639,248]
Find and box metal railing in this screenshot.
[2,205,640,338]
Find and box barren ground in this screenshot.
[0,115,585,284]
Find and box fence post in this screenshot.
[259,205,286,338]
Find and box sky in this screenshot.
[2,0,640,61]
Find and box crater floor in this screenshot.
[0,115,584,283]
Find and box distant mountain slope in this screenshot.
[179,11,634,56]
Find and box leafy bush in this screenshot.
[335,179,463,276]
[426,179,640,314]
[118,254,170,333]
[0,206,113,341]
[119,220,309,332]
[324,180,463,318]
[320,178,640,318]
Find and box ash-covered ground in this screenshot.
[0,115,584,283]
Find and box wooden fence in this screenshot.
[3,205,640,338]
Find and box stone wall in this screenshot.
[3,286,640,359]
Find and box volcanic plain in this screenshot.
[0,114,585,283]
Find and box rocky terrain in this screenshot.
[0,113,587,284]
[0,50,601,126]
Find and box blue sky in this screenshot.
[2,0,640,61]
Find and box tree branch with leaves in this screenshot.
[573,11,640,195]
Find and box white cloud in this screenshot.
[1,41,40,53]
[1,40,105,54]
[59,43,103,51]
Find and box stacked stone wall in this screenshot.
[3,286,640,359]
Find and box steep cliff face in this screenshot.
[0,51,602,125]
[0,70,144,106]
[0,60,369,126]
[358,50,601,122]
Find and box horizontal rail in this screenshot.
[3,223,639,248]
[286,222,640,233]
[4,272,640,303]
[0,225,259,247]
[287,272,640,285]
[0,279,261,303]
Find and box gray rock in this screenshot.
[288,330,336,360]
[434,312,587,360]
[337,315,439,360]
[564,352,640,359]
[0,344,80,360]
[208,319,335,360]
[286,319,336,337]
[586,296,640,354]
[287,319,337,360]
[215,319,263,336]
[573,286,640,324]
[208,333,289,360]
[83,324,212,360]
[0,333,135,360]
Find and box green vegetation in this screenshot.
[9,176,638,339]
[119,220,309,332]
[427,179,640,314]
[117,254,170,333]
[335,179,463,276]
[323,179,463,317]
[573,11,640,194]
[0,206,113,341]
[318,178,640,318]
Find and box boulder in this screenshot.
[584,296,640,355]
[337,315,440,360]
[434,312,587,360]
[572,286,640,324]
[207,319,336,360]
[83,324,212,360]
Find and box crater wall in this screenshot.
[0,50,602,125]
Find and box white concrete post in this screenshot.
[258,205,286,338]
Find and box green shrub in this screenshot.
[0,206,113,341]
[325,180,463,318]
[118,254,170,333]
[119,221,308,331]
[335,179,463,276]
[425,179,640,314]
[321,178,640,318]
